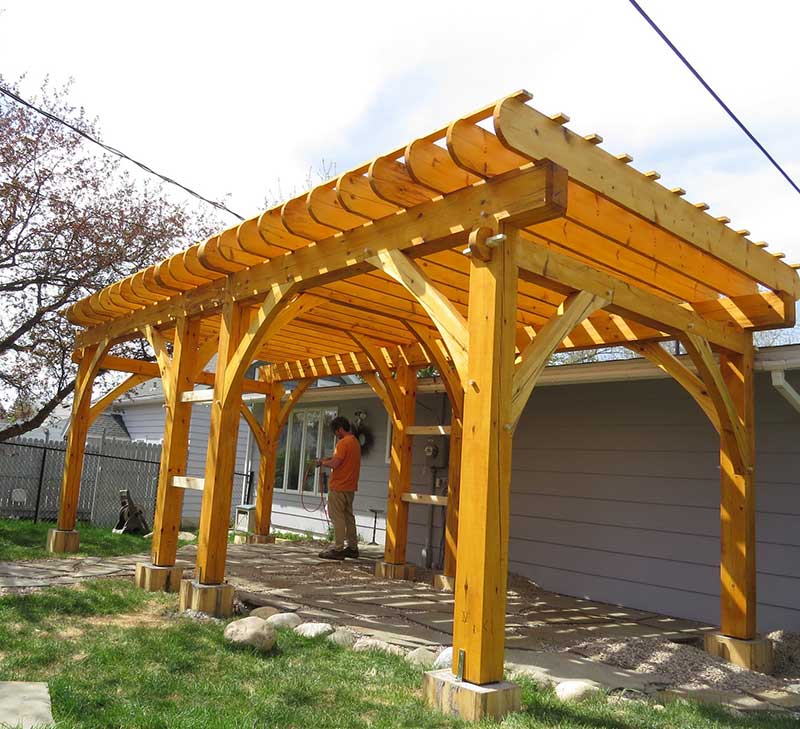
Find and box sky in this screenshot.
[0,0,798,263]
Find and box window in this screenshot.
[277,408,337,494]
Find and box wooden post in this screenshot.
[50,341,107,551]
[195,300,249,585]
[451,227,518,686]
[719,342,757,639]
[253,376,284,539]
[442,413,462,579]
[150,317,201,566]
[382,361,418,569]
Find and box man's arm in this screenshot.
[317,455,343,469]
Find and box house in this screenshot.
[114,343,800,633]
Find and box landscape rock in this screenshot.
[250,606,281,620]
[178,531,197,542]
[295,622,334,638]
[327,629,357,648]
[433,646,453,670]
[223,616,277,653]
[405,647,436,668]
[555,680,603,702]
[266,612,302,629]
[353,638,405,656]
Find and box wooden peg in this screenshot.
[549,112,570,125]
[670,187,686,196]
[735,230,750,237]
[715,216,731,224]
[694,202,710,211]
[753,241,769,248]
[616,153,633,163]
[584,133,603,145]
[644,171,661,181]
[772,251,786,259]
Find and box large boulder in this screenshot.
[405,647,437,668]
[295,622,334,638]
[555,680,603,702]
[266,612,303,629]
[328,629,358,648]
[223,617,277,653]
[250,606,280,620]
[433,646,453,670]
[352,637,405,657]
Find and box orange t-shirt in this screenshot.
[329,433,361,492]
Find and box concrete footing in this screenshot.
[432,573,456,592]
[375,561,415,580]
[179,579,235,617]
[134,562,185,593]
[704,632,774,674]
[422,669,521,721]
[46,529,79,554]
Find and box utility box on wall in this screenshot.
[234,504,256,537]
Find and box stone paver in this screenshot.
[0,682,54,728]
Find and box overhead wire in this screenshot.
[627,0,800,196]
[0,83,246,219]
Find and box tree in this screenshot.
[0,77,221,441]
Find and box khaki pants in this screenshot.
[328,490,357,549]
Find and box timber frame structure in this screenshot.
[51,91,799,704]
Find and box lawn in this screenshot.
[0,518,152,561]
[0,579,795,729]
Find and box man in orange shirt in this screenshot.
[316,416,361,560]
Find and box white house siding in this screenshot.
[120,400,251,527]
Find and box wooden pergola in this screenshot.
[49,91,798,716]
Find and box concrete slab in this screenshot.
[748,689,800,709]
[659,688,777,712]
[504,650,670,693]
[0,682,54,728]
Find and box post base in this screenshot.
[704,632,774,674]
[432,573,456,592]
[135,562,186,593]
[423,669,521,721]
[375,561,415,580]
[46,529,80,554]
[179,579,235,618]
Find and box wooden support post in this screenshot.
[253,375,285,538]
[442,414,462,582]
[381,361,418,574]
[719,342,757,640]
[451,227,518,686]
[195,300,250,585]
[149,317,201,567]
[49,340,108,552]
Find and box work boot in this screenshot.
[342,545,359,559]
[318,547,346,560]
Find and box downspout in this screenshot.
[771,369,800,415]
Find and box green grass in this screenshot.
[0,518,151,561]
[0,579,794,728]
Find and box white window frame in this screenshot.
[384,412,393,464]
[280,407,337,494]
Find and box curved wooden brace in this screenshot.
[277,379,314,430]
[627,342,721,432]
[143,325,173,399]
[240,402,268,454]
[405,321,463,420]
[88,373,151,427]
[361,371,395,420]
[511,291,607,427]
[349,332,403,416]
[367,248,469,384]
[680,333,752,475]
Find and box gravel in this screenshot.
[569,636,800,695]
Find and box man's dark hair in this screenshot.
[330,416,351,433]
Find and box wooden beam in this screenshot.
[88,373,151,426]
[73,162,566,344]
[368,248,470,383]
[493,95,800,299]
[383,362,418,566]
[240,403,268,454]
[626,342,720,432]
[406,425,451,436]
[56,339,110,531]
[362,372,396,419]
[511,291,607,427]
[150,317,202,567]
[171,476,205,491]
[179,389,215,403]
[514,237,750,354]
[452,226,517,686]
[401,493,448,505]
[443,416,463,579]
[681,333,752,475]
[718,344,757,639]
[254,376,285,536]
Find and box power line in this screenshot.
[0,83,246,220]
[627,0,800,196]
